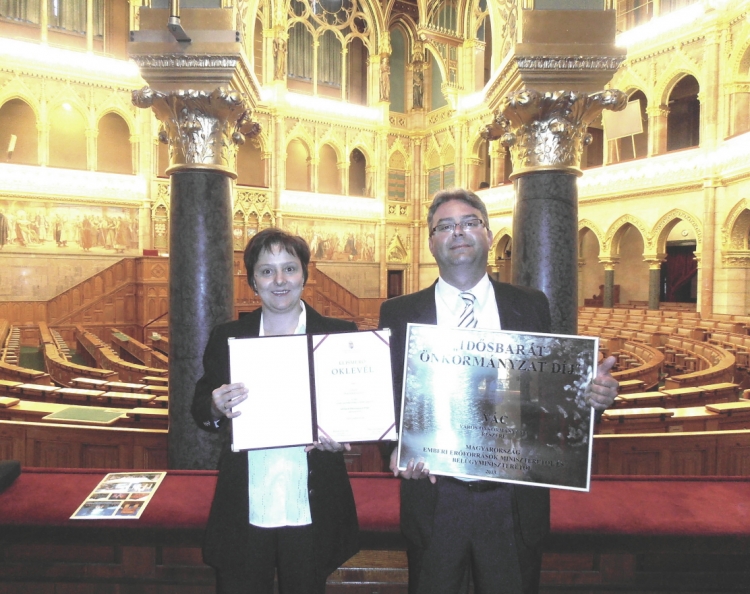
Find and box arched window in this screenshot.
[0,99,38,165]
[318,143,340,194]
[348,37,368,105]
[287,0,371,102]
[317,30,342,97]
[289,21,314,81]
[97,113,132,174]
[253,17,263,82]
[49,0,104,36]
[475,0,491,88]
[429,0,458,32]
[430,53,448,111]
[389,28,406,112]
[49,103,87,170]
[286,139,310,191]
[349,149,366,196]
[667,75,700,151]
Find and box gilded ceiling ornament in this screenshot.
[132,86,255,178]
[494,89,627,179]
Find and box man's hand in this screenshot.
[390,447,437,484]
[586,355,619,410]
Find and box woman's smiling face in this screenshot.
[253,245,304,316]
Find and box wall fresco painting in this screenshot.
[284,219,377,262]
[0,200,140,255]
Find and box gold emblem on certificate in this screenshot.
[397,324,598,491]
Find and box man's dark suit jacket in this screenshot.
[379,278,552,551]
[191,303,360,580]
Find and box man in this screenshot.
[379,188,618,594]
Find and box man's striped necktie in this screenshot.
[458,292,478,328]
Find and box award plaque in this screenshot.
[397,324,599,491]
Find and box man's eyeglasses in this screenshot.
[430,218,485,236]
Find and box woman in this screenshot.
[192,228,359,594]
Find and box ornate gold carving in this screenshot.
[133,86,254,178]
[495,89,627,178]
[722,251,750,268]
[386,232,409,263]
[723,199,750,250]
[515,56,624,72]
[131,55,240,70]
[650,209,703,252]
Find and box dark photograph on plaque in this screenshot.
[397,324,599,491]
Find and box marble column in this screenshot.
[513,172,579,333]
[603,266,615,309]
[493,90,627,334]
[645,260,663,310]
[133,87,254,469]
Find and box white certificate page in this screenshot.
[312,330,397,443]
[228,335,314,451]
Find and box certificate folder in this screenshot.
[229,330,396,452]
[397,324,599,492]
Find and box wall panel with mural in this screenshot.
[283,218,377,262]
[0,200,140,255]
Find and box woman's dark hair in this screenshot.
[243,228,311,289]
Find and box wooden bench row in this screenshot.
[612,383,740,409]
[0,396,168,430]
[598,398,750,434]
[661,335,735,389]
[110,327,169,370]
[609,339,664,391]
[75,326,167,384]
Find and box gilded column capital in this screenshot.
[494,88,627,179]
[599,257,619,271]
[132,86,257,179]
[643,257,665,270]
[646,104,669,118]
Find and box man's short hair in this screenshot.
[243,228,311,288]
[427,188,490,230]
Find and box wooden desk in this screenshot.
[71,377,110,389]
[706,401,750,415]
[602,407,674,421]
[0,379,22,393]
[148,395,169,408]
[104,382,146,393]
[125,407,168,420]
[617,379,646,394]
[700,382,739,399]
[614,392,667,408]
[16,383,60,397]
[55,388,106,402]
[142,376,168,386]
[142,385,168,396]
[101,391,156,407]
[662,386,705,405]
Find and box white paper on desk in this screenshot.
[312,330,397,443]
[229,335,314,451]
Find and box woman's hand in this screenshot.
[305,434,351,453]
[211,383,248,420]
